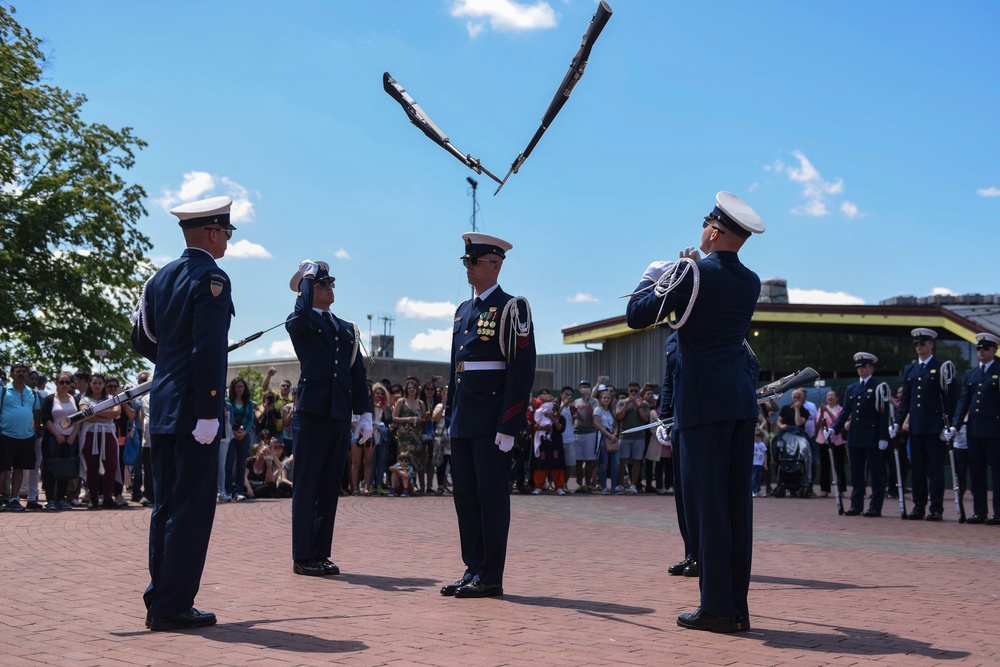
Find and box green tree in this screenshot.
[0,5,152,378]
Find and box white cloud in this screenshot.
[450,0,557,36]
[567,292,598,303]
[334,248,351,260]
[773,151,854,218]
[747,182,759,193]
[396,296,457,319]
[977,186,1000,197]
[929,287,957,297]
[225,239,272,259]
[787,288,865,305]
[411,327,452,352]
[268,339,296,357]
[156,171,256,222]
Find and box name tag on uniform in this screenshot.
[930,369,937,374]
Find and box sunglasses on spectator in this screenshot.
[57,380,73,385]
[315,278,335,289]
[203,226,234,240]
[628,389,639,393]
[107,384,120,389]
[462,256,501,268]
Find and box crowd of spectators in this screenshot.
[1,362,980,511]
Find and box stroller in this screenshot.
[771,425,813,498]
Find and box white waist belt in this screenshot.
[456,361,505,372]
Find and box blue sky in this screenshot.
[15,0,1000,364]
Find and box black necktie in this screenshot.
[473,297,483,311]
[982,364,987,375]
[919,362,926,373]
[323,311,335,329]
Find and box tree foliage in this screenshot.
[0,5,152,378]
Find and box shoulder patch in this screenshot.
[210,280,224,297]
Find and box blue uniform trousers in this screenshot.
[672,435,693,559]
[848,447,886,512]
[291,413,350,562]
[145,432,219,619]
[450,434,511,586]
[909,434,945,514]
[680,419,754,621]
[968,436,1000,516]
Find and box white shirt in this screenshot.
[475,284,500,301]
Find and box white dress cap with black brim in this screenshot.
[288,260,332,292]
[910,327,938,343]
[461,232,513,259]
[853,352,878,367]
[706,191,765,239]
[976,332,1000,348]
[170,195,235,230]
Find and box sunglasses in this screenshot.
[57,380,73,385]
[203,226,234,240]
[462,256,501,268]
[315,278,335,289]
[107,385,120,389]
[702,219,725,234]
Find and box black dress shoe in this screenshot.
[907,509,925,520]
[925,512,942,522]
[677,608,738,633]
[734,617,752,632]
[145,609,151,629]
[149,607,217,631]
[986,515,1000,525]
[863,509,881,517]
[440,575,474,596]
[668,557,693,576]
[682,561,699,577]
[454,580,503,598]
[319,559,340,576]
[293,560,326,576]
[966,514,986,524]
[844,507,861,516]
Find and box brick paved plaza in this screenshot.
[2,491,997,666]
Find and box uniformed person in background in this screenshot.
[829,352,889,517]
[947,332,1000,524]
[440,233,536,599]
[131,195,235,631]
[626,192,764,633]
[285,260,372,576]
[892,328,956,521]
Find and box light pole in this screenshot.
[92,349,108,373]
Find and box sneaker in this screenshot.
[387,491,396,497]
[532,488,543,495]
[217,493,231,503]
[666,486,675,494]
[758,491,768,498]
[628,485,638,495]
[574,485,590,494]
[234,494,247,502]
[44,500,57,511]
[140,497,153,507]
[556,488,566,496]
[401,491,409,497]
[5,499,25,512]
[612,486,625,495]
[26,500,44,511]
[601,487,610,495]
[56,500,73,510]
[115,494,129,506]
[70,498,82,507]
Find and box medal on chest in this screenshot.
[476,307,498,341]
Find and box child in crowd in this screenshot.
[752,428,768,498]
[388,453,414,497]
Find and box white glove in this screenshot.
[495,433,515,453]
[878,440,888,451]
[640,260,675,285]
[679,246,701,261]
[299,260,319,278]
[888,424,898,439]
[353,412,373,443]
[944,427,956,442]
[192,418,220,445]
[824,428,834,441]
[655,424,670,445]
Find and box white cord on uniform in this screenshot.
[130,277,157,344]
[650,257,700,330]
[940,360,956,392]
[875,381,892,414]
[499,296,532,361]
